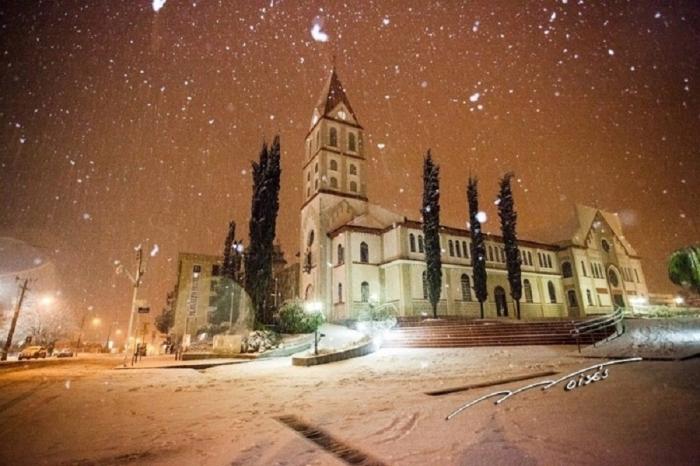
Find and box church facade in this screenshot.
[299,69,649,322]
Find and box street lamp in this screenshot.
[304,301,324,355]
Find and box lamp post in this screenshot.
[118,246,146,367]
[1,277,32,361]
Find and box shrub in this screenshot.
[356,302,397,336]
[278,301,325,334]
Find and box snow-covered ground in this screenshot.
[583,317,700,360]
[0,321,698,465]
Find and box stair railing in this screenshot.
[571,307,626,353]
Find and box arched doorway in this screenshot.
[606,266,626,308]
[494,286,508,317]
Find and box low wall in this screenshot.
[292,338,376,367]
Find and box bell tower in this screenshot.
[299,67,369,311]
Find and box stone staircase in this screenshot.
[382,317,614,348]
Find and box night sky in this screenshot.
[1,1,698,327]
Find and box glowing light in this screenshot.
[40,295,55,306]
[469,92,480,102]
[92,317,102,326]
[150,244,159,257]
[304,301,323,313]
[310,23,329,42]
[476,211,487,223]
[674,296,684,305]
[152,0,167,12]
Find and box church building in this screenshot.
[299,68,649,322]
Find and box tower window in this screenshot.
[329,127,338,147]
[586,289,593,306]
[314,163,318,173]
[348,132,356,152]
[338,283,343,303]
[449,240,454,256]
[360,242,369,263]
[330,159,338,171]
[315,179,319,190]
[463,241,469,258]
[337,244,344,265]
[349,164,357,175]
[409,234,416,253]
[418,235,424,253]
[330,177,338,188]
[350,181,358,192]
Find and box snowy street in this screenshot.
[0,342,698,465]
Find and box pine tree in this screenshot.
[422,150,442,318]
[245,136,282,325]
[497,172,523,319]
[468,176,488,319]
[211,221,244,327]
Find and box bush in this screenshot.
[278,301,324,334]
[355,302,397,336]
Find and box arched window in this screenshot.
[349,181,358,192]
[360,281,369,302]
[567,289,578,308]
[601,239,610,253]
[315,131,320,148]
[314,162,318,173]
[422,271,428,299]
[307,230,315,246]
[329,127,338,147]
[488,245,494,261]
[337,244,344,265]
[527,251,533,266]
[409,234,416,252]
[608,269,619,287]
[455,241,462,257]
[330,177,338,188]
[330,159,338,171]
[349,164,357,175]
[449,240,455,256]
[461,274,472,301]
[306,187,310,197]
[338,283,343,303]
[547,255,552,268]
[581,261,587,277]
[360,242,369,263]
[418,235,424,253]
[523,279,533,303]
[306,172,310,181]
[562,262,573,278]
[586,289,593,306]
[314,179,319,190]
[462,241,469,258]
[348,132,356,152]
[548,281,557,303]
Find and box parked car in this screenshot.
[18,346,47,360]
[55,348,74,358]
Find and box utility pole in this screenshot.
[121,246,145,367]
[1,277,31,361]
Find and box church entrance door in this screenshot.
[495,286,508,317]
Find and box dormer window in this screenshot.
[329,127,338,147]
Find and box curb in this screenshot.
[292,338,376,367]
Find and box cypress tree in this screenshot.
[422,150,442,318]
[245,136,282,325]
[497,172,523,319]
[468,176,488,319]
[222,221,237,280]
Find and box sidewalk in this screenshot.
[114,354,251,370]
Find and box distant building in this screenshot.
[171,245,297,340]
[298,68,649,321]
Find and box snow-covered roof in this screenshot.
[348,204,404,229]
[558,204,637,256]
[314,67,359,124]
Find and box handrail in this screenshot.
[571,307,625,352]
